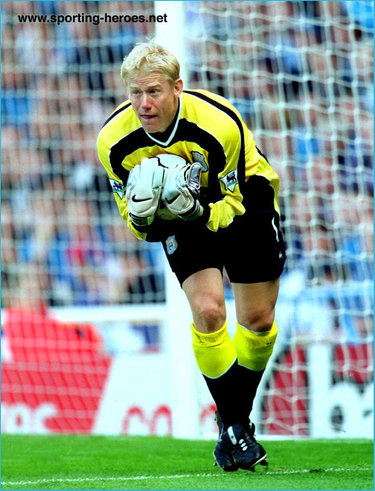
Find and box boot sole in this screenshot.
[239,452,268,471]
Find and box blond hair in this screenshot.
[120,39,180,87]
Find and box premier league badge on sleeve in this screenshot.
[165,235,178,255]
[219,169,238,193]
[109,179,125,199]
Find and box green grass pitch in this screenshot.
[1,434,373,490]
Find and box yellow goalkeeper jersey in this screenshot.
[97,89,280,239]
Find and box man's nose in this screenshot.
[140,93,152,109]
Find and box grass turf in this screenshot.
[1,434,373,490]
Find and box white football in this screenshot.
[148,154,188,220]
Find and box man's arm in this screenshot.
[205,119,249,231]
[97,132,148,240]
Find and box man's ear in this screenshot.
[174,78,183,96]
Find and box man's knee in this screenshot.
[183,269,226,333]
[233,279,280,333]
[191,296,226,333]
[237,308,275,333]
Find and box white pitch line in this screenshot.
[2,467,372,487]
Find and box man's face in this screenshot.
[128,71,183,133]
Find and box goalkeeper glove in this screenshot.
[126,158,166,228]
[162,163,202,220]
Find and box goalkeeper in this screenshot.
[97,40,286,472]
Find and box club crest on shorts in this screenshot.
[165,235,178,255]
[219,169,238,193]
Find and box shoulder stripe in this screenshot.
[184,90,236,117]
[101,102,132,129]
[256,145,269,163]
[183,90,242,129]
[109,127,150,184]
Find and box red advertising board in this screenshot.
[1,308,111,433]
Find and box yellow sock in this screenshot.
[233,321,278,371]
[191,320,237,378]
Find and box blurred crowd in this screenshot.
[2,1,166,308]
[1,1,373,326]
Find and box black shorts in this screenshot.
[161,175,286,286]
